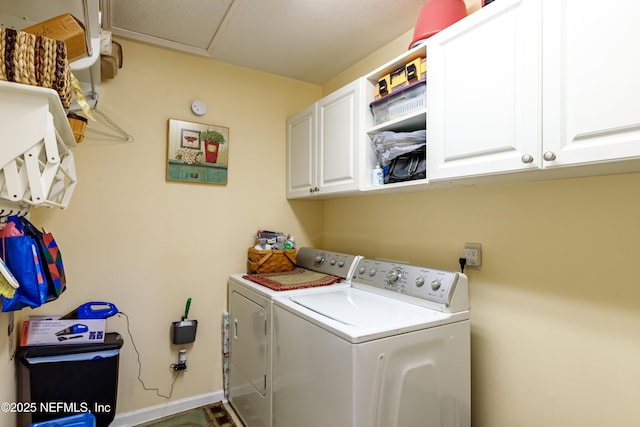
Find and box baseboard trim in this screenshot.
[110,390,225,426]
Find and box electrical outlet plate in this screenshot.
[461,242,482,268]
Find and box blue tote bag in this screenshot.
[1,216,51,312]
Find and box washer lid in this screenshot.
[289,288,441,327]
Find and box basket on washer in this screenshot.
[0,27,72,108]
[247,248,297,274]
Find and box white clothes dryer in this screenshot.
[227,248,361,427]
[272,258,471,427]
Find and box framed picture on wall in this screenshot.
[166,119,229,185]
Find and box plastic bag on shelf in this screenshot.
[370,129,426,166]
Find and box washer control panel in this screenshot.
[295,247,361,280]
[352,259,461,307]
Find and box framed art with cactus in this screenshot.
[167,119,229,185]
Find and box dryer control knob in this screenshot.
[431,280,442,291]
[338,260,345,267]
[314,255,325,265]
[359,266,366,274]
[330,259,336,265]
[387,269,402,283]
[369,268,377,277]
[416,276,425,287]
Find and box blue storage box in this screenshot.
[28,413,96,427]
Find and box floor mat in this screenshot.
[136,401,238,427]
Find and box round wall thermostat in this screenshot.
[191,100,207,116]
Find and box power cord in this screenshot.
[118,311,178,399]
[459,257,467,273]
[7,312,15,361]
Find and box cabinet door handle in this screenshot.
[543,151,557,161]
[233,319,238,339]
[309,187,314,193]
[521,154,534,164]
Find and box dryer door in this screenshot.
[228,282,272,427]
[229,291,268,395]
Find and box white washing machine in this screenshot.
[227,248,362,427]
[272,258,470,427]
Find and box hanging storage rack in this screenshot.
[0,0,97,217]
[0,81,78,214]
[0,0,134,219]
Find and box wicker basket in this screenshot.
[247,248,297,274]
[0,27,72,108]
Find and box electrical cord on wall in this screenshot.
[459,257,467,273]
[7,312,15,361]
[118,312,178,399]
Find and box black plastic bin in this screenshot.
[16,332,123,427]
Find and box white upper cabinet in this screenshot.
[287,79,362,199]
[427,0,542,180]
[287,104,316,198]
[541,0,640,168]
[287,0,640,198]
[316,80,361,194]
[428,0,640,181]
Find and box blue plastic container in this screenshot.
[28,413,96,427]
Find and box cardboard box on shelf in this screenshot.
[20,316,106,346]
[22,13,88,62]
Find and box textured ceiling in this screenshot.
[108,0,233,50]
[105,0,428,84]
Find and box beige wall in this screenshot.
[322,176,640,426]
[0,38,324,424]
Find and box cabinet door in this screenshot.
[427,0,542,181]
[542,0,640,168]
[316,79,361,194]
[287,104,316,198]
